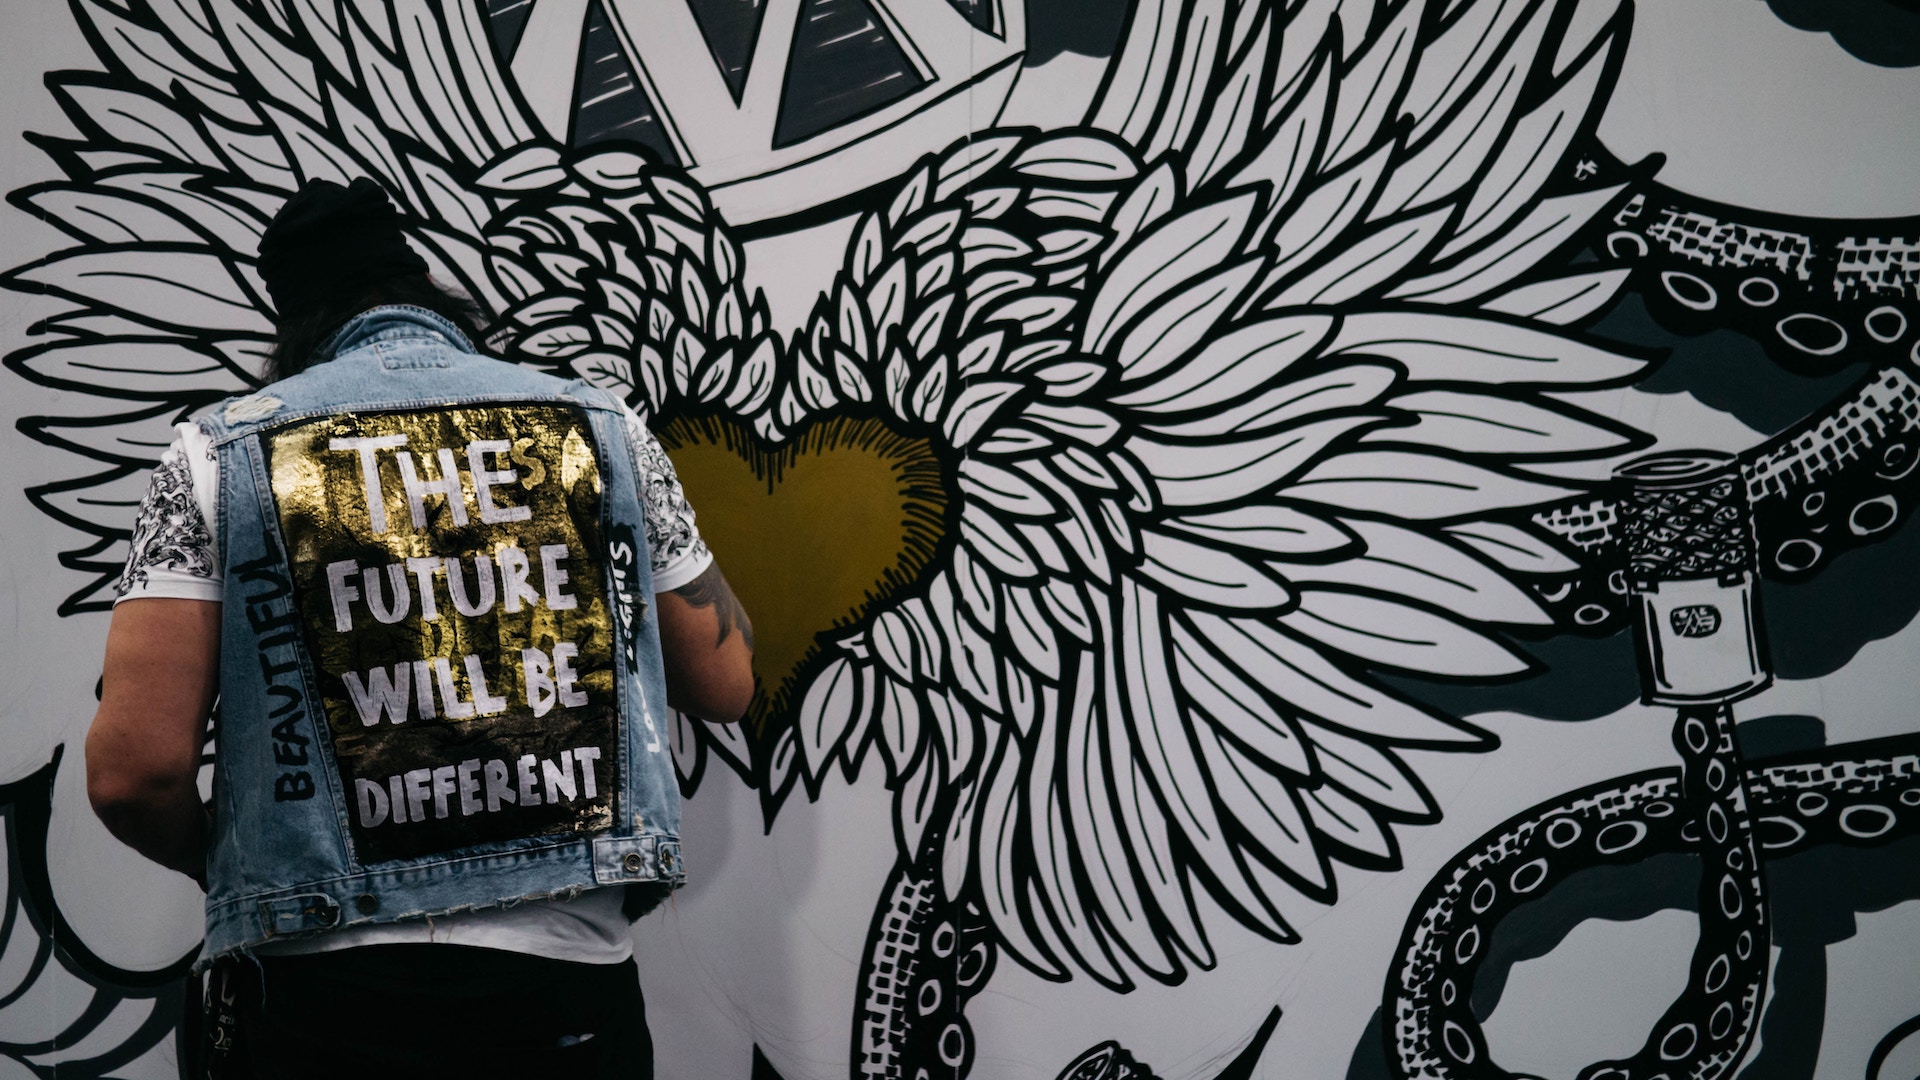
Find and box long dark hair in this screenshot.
[265,273,491,383]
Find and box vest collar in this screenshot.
[318,304,477,362]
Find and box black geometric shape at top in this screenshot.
[773,0,928,149]
[751,1045,790,1080]
[572,0,683,165]
[1024,0,1128,63]
[483,0,536,63]
[686,0,768,104]
[1763,0,1920,68]
[943,0,999,36]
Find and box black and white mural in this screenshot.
[1,0,1917,1077]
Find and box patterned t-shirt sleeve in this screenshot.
[116,437,221,604]
[623,407,713,593]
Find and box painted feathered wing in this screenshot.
[9,0,1652,996]
[9,0,770,604]
[8,0,556,609]
[747,0,1655,990]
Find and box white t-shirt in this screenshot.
[116,406,712,964]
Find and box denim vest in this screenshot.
[197,306,682,962]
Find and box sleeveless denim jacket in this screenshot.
[196,306,682,962]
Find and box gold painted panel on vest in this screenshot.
[266,404,617,865]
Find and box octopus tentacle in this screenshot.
[852,797,998,1080]
[1388,765,1691,1078]
[1385,730,1920,1080]
[1577,706,1766,1080]
[1743,735,1920,856]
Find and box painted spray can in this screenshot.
[1616,451,1772,706]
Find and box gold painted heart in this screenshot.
[656,415,947,733]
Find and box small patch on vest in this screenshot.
[224,394,283,423]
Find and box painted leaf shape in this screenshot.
[574,352,637,398]
[1255,140,1395,298]
[1287,450,1578,519]
[944,381,1023,449]
[958,460,1057,519]
[1186,612,1485,746]
[1480,269,1632,326]
[878,679,924,777]
[961,503,1042,581]
[1322,0,1420,168]
[1102,161,1179,271]
[1162,505,1354,558]
[1184,9,1269,189]
[1115,259,1263,381]
[1135,0,1224,165]
[574,150,651,191]
[1376,0,1546,214]
[1441,34,1611,258]
[1024,404,1121,447]
[475,144,566,191]
[1170,621,1313,781]
[1303,786,1395,860]
[975,731,1075,977]
[1118,582,1292,940]
[1021,720,1129,985]
[1263,207,1451,309]
[1389,187,1621,303]
[1444,520,1578,574]
[14,249,269,333]
[1117,582,1227,848]
[1328,313,1645,385]
[26,406,186,468]
[1369,390,1633,457]
[1298,720,1437,819]
[1012,135,1141,182]
[9,340,242,398]
[1194,719,1328,894]
[1003,587,1061,683]
[1128,415,1377,506]
[1111,315,1333,411]
[1137,531,1292,610]
[1084,192,1257,354]
[934,134,1022,201]
[797,656,866,772]
[1229,48,1330,221]
[26,187,206,246]
[1281,590,1531,677]
[56,83,223,166]
[1277,518,1549,626]
[1141,365,1397,438]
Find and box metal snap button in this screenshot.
[355,894,378,915]
[622,852,645,875]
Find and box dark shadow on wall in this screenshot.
[1602,293,1869,440]
[1764,0,1920,68]
[1024,0,1131,64]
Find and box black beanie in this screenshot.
[256,177,429,321]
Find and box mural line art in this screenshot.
[2,0,1917,1077]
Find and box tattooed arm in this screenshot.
[625,406,753,720]
[656,562,756,723]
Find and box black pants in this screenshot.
[207,945,651,1079]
